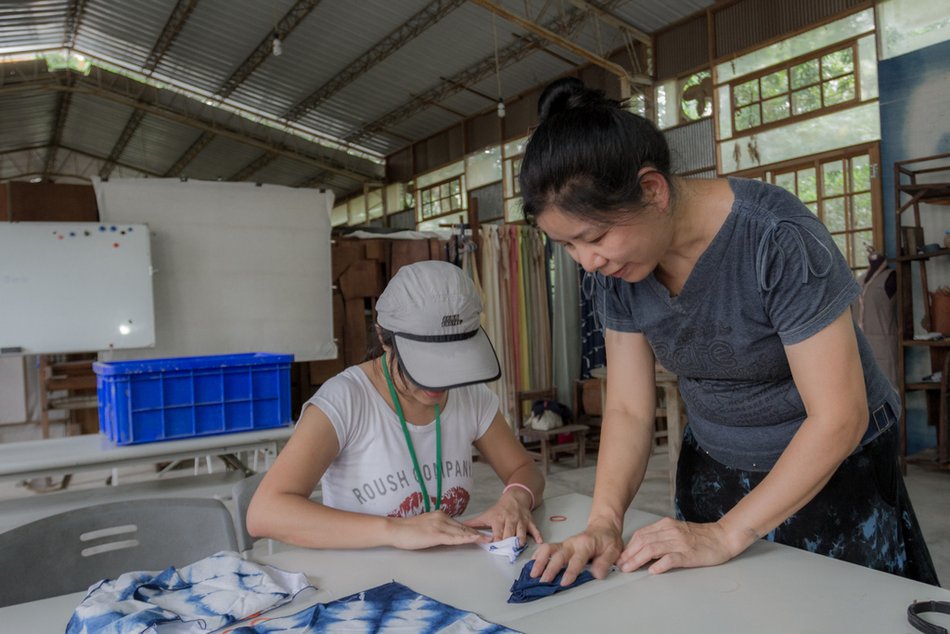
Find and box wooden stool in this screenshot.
[514,388,589,474]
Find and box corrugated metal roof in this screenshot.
[0,0,714,198]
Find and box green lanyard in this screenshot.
[381,352,442,512]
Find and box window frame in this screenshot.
[728,38,862,137]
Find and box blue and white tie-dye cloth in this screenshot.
[66,551,311,634]
[236,581,518,633]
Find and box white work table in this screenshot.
[1,493,947,633]
[0,426,293,484]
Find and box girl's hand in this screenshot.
[462,487,542,546]
[387,511,490,550]
[529,517,624,585]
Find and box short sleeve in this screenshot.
[307,372,364,453]
[755,214,859,345]
[589,273,641,333]
[472,384,500,440]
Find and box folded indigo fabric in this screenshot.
[66,550,311,634]
[507,560,595,603]
[237,581,519,633]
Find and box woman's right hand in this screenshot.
[387,511,491,550]
[529,518,624,585]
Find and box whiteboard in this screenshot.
[94,178,336,362]
[0,222,155,354]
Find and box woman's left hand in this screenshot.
[616,516,751,574]
[462,489,542,546]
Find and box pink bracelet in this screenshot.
[503,482,536,510]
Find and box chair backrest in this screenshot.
[231,471,266,554]
[0,497,238,607]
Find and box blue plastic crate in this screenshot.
[93,353,293,445]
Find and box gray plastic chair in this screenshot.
[231,470,266,554]
[0,497,238,607]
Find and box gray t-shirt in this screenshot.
[595,177,899,471]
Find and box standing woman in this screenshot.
[520,78,938,586]
[248,260,544,550]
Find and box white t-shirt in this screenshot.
[303,365,498,518]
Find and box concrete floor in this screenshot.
[471,449,950,586]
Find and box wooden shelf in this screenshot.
[901,339,950,347]
[894,153,950,469]
[905,382,944,391]
[897,182,950,205]
[892,247,950,262]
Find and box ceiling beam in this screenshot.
[42,77,74,181]
[0,70,376,182]
[99,109,146,179]
[216,0,324,100]
[567,0,651,45]
[511,32,581,67]
[468,0,648,95]
[163,131,214,177]
[144,0,202,74]
[96,0,201,179]
[283,0,466,122]
[63,0,90,49]
[228,152,278,181]
[345,3,602,145]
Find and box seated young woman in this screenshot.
[247,260,545,550]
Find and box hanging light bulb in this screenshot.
[272,35,283,57]
[497,97,506,119]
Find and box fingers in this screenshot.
[589,551,615,579]
[527,519,543,545]
[461,514,488,529]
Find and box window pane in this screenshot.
[852,192,873,228]
[440,183,450,198]
[791,59,820,88]
[851,154,871,191]
[798,168,818,202]
[735,105,761,131]
[422,189,431,203]
[823,76,855,106]
[822,160,846,196]
[450,180,460,195]
[851,230,873,264]
[822,48,854,79]
[734,79,759,106]
[824,196,846,231]
[761,70,788,99]
[833,233,848,260]
[762,95,790,123]
[791,86,822,115]
[775,171,796,194]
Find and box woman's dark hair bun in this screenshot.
[537,77,613,122]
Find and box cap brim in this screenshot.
[392,327,501,391]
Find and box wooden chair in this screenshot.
[513,388,589,474]
[573,378,603,451]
